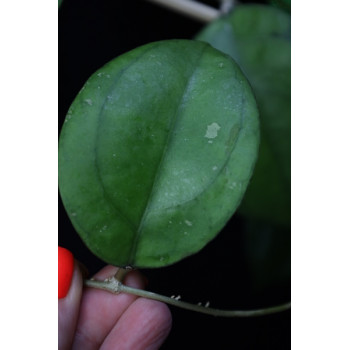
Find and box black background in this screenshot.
[59,1,291,348]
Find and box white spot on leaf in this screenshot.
[228,182,237,190]
[84,99,93,106]
[205,123,221,139]
[185,220,193,226]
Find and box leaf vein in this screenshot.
[127,45,208,264]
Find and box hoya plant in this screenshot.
[59,0,290,328]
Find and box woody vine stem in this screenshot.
[146,0,235,23]
[84,269,291,317]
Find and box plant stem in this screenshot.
[114,266,132,282]
[146,0,220,23]
[85,278,290,317]
[219,0,235,14]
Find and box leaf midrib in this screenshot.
[127,45,208,264]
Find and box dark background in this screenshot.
[59,0,291,348]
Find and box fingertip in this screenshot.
[145,300,172,349]
[141,298,173,338]
[105,298,172,350]
[58,262,83,350]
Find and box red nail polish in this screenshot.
[58,247,74,299]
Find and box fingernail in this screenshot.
[58,246,74,299]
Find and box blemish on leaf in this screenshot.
[99,225,108,233]
[185,220,193,226]
[205,122,221,139]
[65,113,73,123]
[84,99,93,106]
[228,182,238,190]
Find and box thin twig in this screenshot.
[85,278,291,318]
[146,0,220,23]
[219,0,235,14]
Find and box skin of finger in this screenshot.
[100,297,172,350]
[58,262,83,350]
[71,265,147,350]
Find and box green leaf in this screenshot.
[196,5,291,226]
[58,40,259,268]
[268,0,291,13]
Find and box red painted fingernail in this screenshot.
[58,247,74,299]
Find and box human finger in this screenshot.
[71,265,146,350]
[58,247,83,350]
[101,297,172,350]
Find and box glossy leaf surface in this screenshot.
[58,40,259,268]
[196,5,291,226]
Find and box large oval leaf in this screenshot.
[58,40,259,268]
[196,5,291,226]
